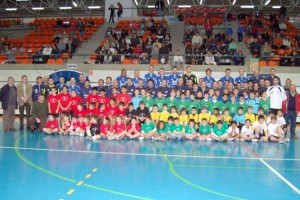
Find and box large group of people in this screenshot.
[0,65,298,143]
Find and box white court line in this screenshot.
[259,158,300,195]
[1,146,300,161]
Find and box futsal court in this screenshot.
[1,122,300,200]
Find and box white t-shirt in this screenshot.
[266,85,287,109]
[267,123,280,137]
[252,121,268,132]
[227,127,240,136]
[277,116,286,126]
[241,125,254,135]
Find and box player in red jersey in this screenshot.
[106,98,120,120]
[70,89,84,116]
[118,102,126,116]
[126,117,141,139]
[108,115,127,140]
[69,116,81,135]
[43,115,59,134]
[117,86,132,108]
[74,103,86,118]
[98,89,110,107]
[110,87,119,100]
[86,102,100,117]
[79,116,90,137]
[86,87,99,109]
[58,86,72,114]
[59,114,71,135]
[47,87,59,116]
[98,103,108,119]
[100,117,111,138]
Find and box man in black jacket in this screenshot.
[0,76,17,132]
[155,0,165,17]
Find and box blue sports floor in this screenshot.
[1,124,300,200]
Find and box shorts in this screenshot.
[212,133,228,138]
[268,135,279,141]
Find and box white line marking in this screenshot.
[259,158,300,194]
[1,146,300,161]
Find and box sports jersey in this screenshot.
[259,98,270,115]
[98,96,110,107]
[227,127,240,135]
[227,102,239,116]
[151,112,160,121]
[177,99,188,111]
[125,109,136,119]
[165,97,178,110]
[80,121,91,130]
[117,93,132,108]
[209,114,218,124]
[116,75,128,87]
[252,121,268,135]
[209,100,221,113]
[48,94,59,114]
[74,109,86,118]
[179,115,189,125]
[184,126,197,134]
[159,86,171,98]
[171,124,184,133]
[170,112,179,118]
[200,99,211,111]
[135,107,150,118]
[182,73,197,85]
[112,122,126,134]
[267,123,281,137]
[142,97,154,109]
[157,128,168,134]
[156,76,168,87]
[58,93,71,112]
[100,124,110,135]
[277,116,286,126]
[86,107,100,116]
[189,114,199,123]
[45,120,59,130]
[98,109,108,119]
[144,73,158,83]
[132,96,142,109]
[62,120,71,130]
[70,96,84,112]
[266,85,287,109]
[241,125,254,135]
[118,108,126,116]
[239,102,248,113]
[203,76,215,88]
[168,74,181,88]
[141,122,156,133]
[199,113,211,121]
[199,125,211,135]
[212,126,227,137]
[246,98,260,114]
[233,114,246,124]
[90,123,100,136]
[71,121,81,131]
[245,113,256,124]
[86,94,99,105]
[255,114,266,121]
[106,106,120,117]
[127,123,141,133]
[159,111,170,122]
[187,100,200,113]
[154,97,166,112]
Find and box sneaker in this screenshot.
[70,132,75,136]
[79,133,84,137]
[227,138,234,141]
[206,138,212,141]
[278,139,284,144]
[139,137,144,141]
[92,136,97,140]
[240,138,245,142]
[252,139,258,142]
[284,138,290,142]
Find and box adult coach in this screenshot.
[17,75,33,130]
[0,76,17,131]
[29,94,48,132]
[266,77,286,114]
[283,84,300,139]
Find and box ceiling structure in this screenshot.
[0,0,299,18]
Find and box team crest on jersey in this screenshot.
[145,127,152,132]
[92,127,98,132]
[91,98,97,102]
[61,96,69,101]
[49,98,58,103]
[72,100,77,105]
[50,125,55,129]
[120,97,127,102]
[139,113,146,117]
[99,99,105,103]
[109,110,116,115]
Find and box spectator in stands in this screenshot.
[109,4,116,23]
[0,76,17,132]
[234,51,245,66]
[192,32,202,50]
[112,49,121,64]
[261,41,271,61]
[151,45,159,60]
[237,24,245,43]
[5,48,17,64]
[173,50,184,69]
[155,0,165,17]
[103,50,113,64]
[18,44,26,55]
[124,44,133,59]
[226,24,233,36]
[290,51,300,66]
[159,42,169,64]
[204,51,216,65]
[204,19,213,38]
[229,40,237,55]
[164,33,172,52]
[250,38,261,57]
[283,36,291,49]
[77,20,86,38]
[42,44,52,63]
[51,45,60,59]
[117,2,123,18]
[261,31,270,43]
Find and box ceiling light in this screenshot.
[200,0,203,5]
[178,5,192,8]
[265,0,271,5]
[167,0,170,5]
[16,0,29,1]
[232,0,237,5]
[134,0,138,6]
[72,1,78,7]
[5,8,17,11]
[32,7,44,10]
[241,5,254,8]
[272,6,281,9]
[147,5,155,8]
[59,7,72,10]
[88,6,101,9]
